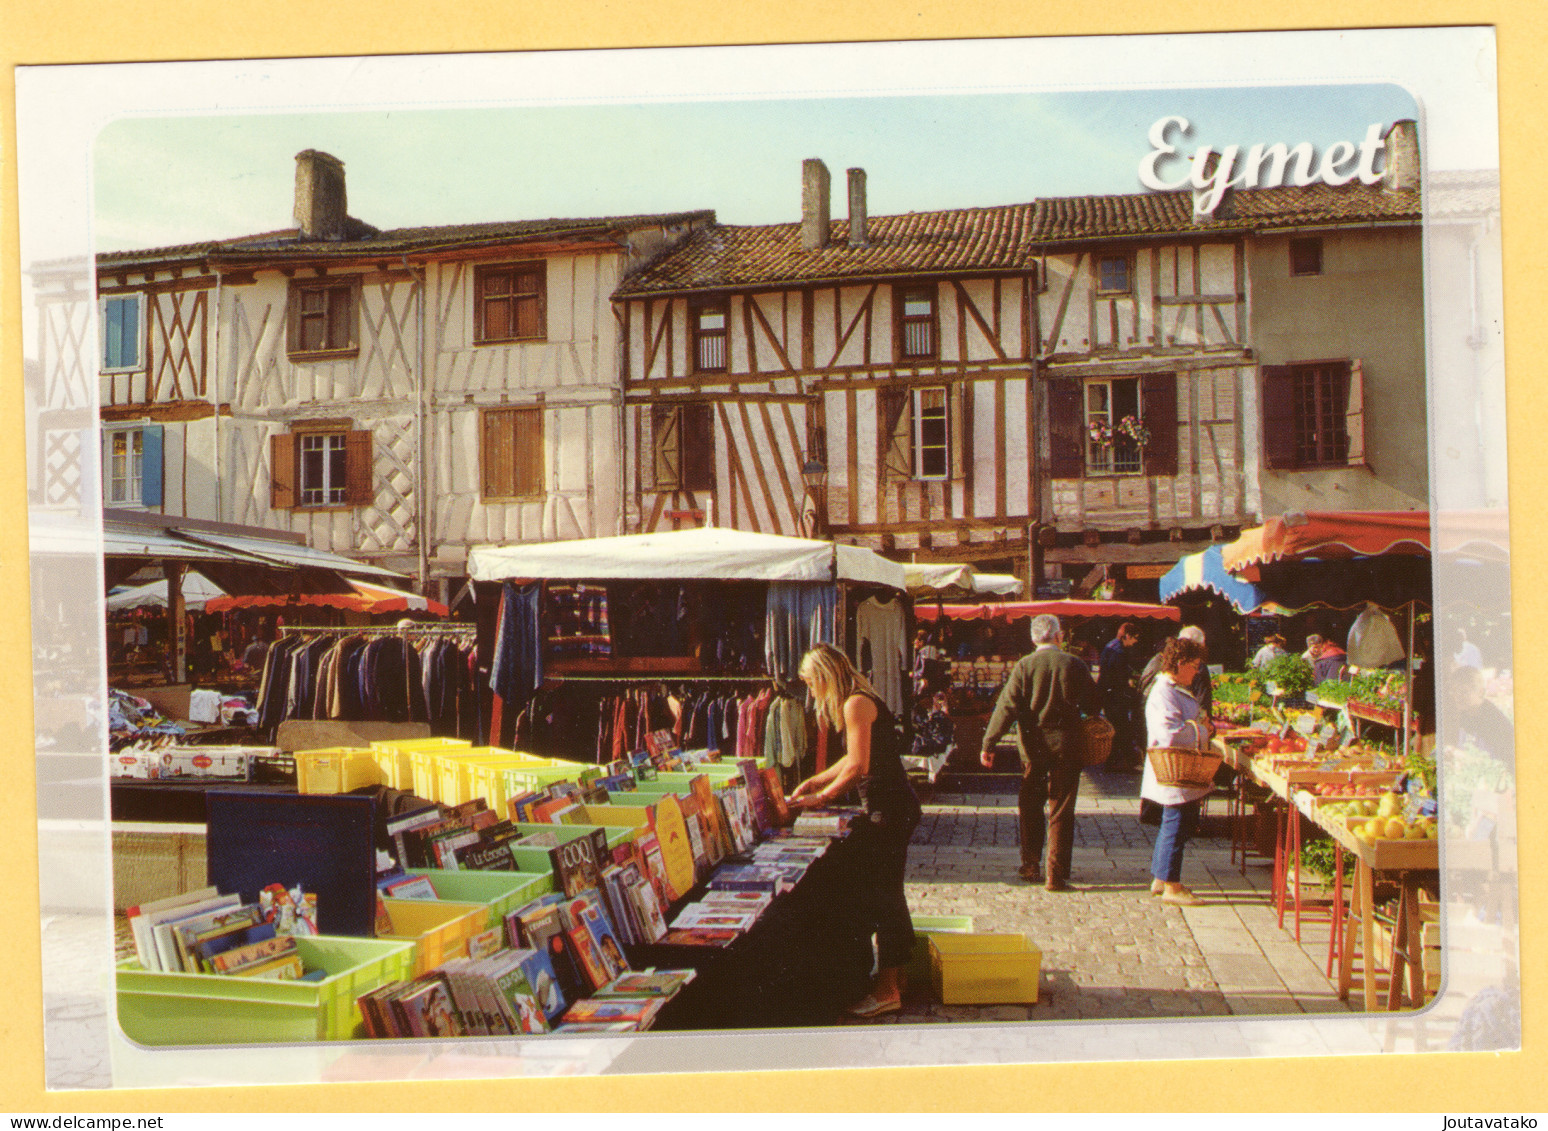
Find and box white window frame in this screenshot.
[103,425,144,506]
[100,294,144,373]
[1084,377,1144,476]
[913,386,950,480]
[298,431,348,507]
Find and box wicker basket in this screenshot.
[1078,716,1116,767]
[1146,745,1223,789]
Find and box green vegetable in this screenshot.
[1259,654,1314,698]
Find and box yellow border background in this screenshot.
[1,2,1539,1113]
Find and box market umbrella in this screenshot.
[915,598,1180,623]
[1158,545,1264,613]
[1221,510,1433,752]
[106,571,226,612]
[204,579,450,617]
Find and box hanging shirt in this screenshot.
[855,596,908,715]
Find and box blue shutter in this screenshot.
[140,424,164,508]
[103,298,123,369]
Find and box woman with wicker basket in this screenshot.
[1143,634,1219,907]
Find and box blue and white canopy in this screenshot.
[1159,544,1263,613]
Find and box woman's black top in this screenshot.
[855,692,921,829]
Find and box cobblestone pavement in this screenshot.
[876,765,1353,1025]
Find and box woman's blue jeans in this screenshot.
[1151,799,1202,883]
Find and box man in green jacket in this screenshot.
[980,614,1100,891]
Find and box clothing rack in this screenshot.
[279,624,476,637]
[541,673,770,683]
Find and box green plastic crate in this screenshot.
[406,868,555,931]
[116,934,415,1045]
[504,822,634,873]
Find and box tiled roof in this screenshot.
[615,205,1040,296]
[97,210,715,268]
[618,183,1422,295]
[1032,183,1419,241]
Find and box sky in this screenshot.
[91,84,1424,254]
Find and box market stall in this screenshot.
[467,528,910,788]
[914,598,1181,773]
[1194,511,1439,1010]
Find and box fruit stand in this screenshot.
[1216,728,1439,1011]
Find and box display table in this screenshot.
[630,832,874,1030]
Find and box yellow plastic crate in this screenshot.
[929,932,1041,1005]
[457,752,556,810]
[116,935,415,1045]
[369,737,471,790]
[295,747,383,795]
[408,868,555,931]
[577,803,656,830]
[905,914,975,990]
[380,898,488,976]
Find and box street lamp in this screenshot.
[800,457,828,539]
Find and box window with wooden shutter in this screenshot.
[1083,377,1144,475]
[475,262,547,344]
[481,407,545,500]
[1262,360,1362,470]
[273,425,372,508]
[103,424,160,506]
[879,387,912,480]
[1047,378,1086,479]
[287,279,358,358]
[1140,373,1178,478]
[650,404,714,492]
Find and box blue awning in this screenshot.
[1159,544,1263,613]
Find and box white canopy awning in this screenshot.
[971,572,1023,596]
[106,571,226,611]
[903,562,976,593]
[903,563,1022,597]
[468,527,906,590]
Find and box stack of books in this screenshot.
[125,886,315,980]
[555,968,697,1033]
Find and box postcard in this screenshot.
[12,23,1516,1106]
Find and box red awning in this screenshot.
[915,598,1181,623]
[205,579,449,617]
[1221,511,1430,574]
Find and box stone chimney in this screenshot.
[1382,119,1421,192]
[801,158,831,252]
[847,167,869,248]
[294,149,348,241]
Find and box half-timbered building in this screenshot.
[614,136,1424,596]
[615,160,1043,573]
[41,149,712,597]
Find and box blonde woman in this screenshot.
[789,643,922,1019]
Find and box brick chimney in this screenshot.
[1381,120,1421,192]
[294,149,348,241]
[801,158,831,252]
[847,167,869,248]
